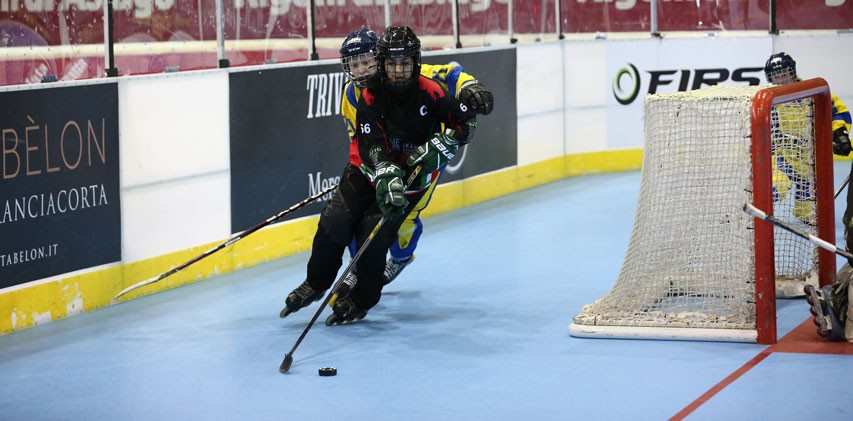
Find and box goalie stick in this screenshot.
[743,203,853,260]
[280,166,422,374]
[113,184,337,301]
[835,174,850,199]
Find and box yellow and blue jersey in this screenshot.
[832,95,851,134]
[340,62,476,141]
[771,95,851,222]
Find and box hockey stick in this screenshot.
[280,166,422,374]
[835,174,850,199]
[743,203,853,260]
[113,185,337,301]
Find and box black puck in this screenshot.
[318,367,337,377]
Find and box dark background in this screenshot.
[0,83,121,288]
[229,47,518,233]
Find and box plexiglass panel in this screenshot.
[561,0,649,33]
[512,0,556,39]
[656,0,768,32]
[776,0,853,30]
[390,1,455,51]
[459,0,510,47]
[1,6,105,86]
[314,0,387,59]
[113,1,214,76]
[223,0,308,66]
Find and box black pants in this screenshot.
[306,164,424,310]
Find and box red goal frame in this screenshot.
[751,78,836,344]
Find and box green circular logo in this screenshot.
[613,63,641,105]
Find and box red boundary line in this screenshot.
[669,348,772,420]
[671,319,853,420]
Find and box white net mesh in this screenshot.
[771,100,819,290]
[573,84,818,332]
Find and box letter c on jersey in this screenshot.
[419,105,427,116]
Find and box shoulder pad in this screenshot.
[418,76,446,100]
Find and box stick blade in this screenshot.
[280,353,294,373]
[113,276,159,301]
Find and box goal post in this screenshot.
[752,78,835,343]
[570,78,835,344]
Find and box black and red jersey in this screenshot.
[350,75,476,171]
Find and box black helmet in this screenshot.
[377,26,421,92]
[764,52,797,85]
[339,27,379,87]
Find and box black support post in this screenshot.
[308,0,319,60]
[769,0,778,34]
[106,0,118,76]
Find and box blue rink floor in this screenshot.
[2,164,852,420]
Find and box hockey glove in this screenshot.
[374,162,408,216]
[459,82,494,115]
[407,132,460,176]
[833,128,852,156]
[359,163,377,183]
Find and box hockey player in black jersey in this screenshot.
[281,26,478,325]
[337,27,493,287]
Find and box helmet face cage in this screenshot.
[342,52,378,88]
[383,56,416,90]
[377,26,421,91]
[340,28,378,87]
[764,52,797,85]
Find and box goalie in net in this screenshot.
[570,69,837,344]
[766,51,853,343]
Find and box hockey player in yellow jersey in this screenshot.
[766,51,853,342]
[338,27,493,286]
[765,52,851,228]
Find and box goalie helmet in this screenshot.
[377,26,421,93]
[340,27,379,88]
[764,52,798,85]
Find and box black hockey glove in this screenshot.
[459,82,494,115]
[833,128,852,156]
[374,162,408,216]
[407,132,460,176]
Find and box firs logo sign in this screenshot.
[306,72,347,119]
[612,63,764,105]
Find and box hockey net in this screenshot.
[570,79,835,344]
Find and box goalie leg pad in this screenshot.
[835,264,851,332]
[805,284,846,341]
